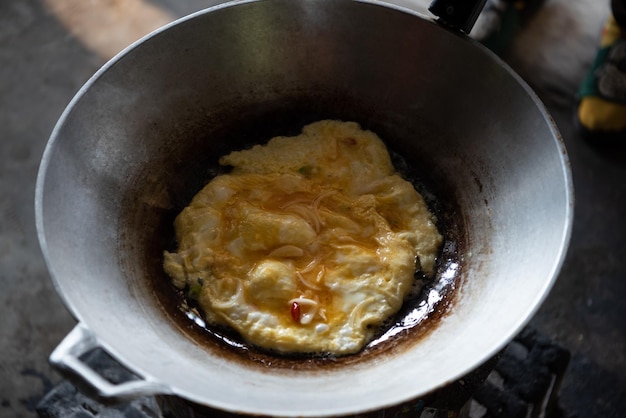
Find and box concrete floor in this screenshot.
[1,0,624,417]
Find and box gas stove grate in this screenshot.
[36,326,570,418]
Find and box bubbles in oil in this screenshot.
[367,248,460,349]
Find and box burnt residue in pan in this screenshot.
[121,97,467,370]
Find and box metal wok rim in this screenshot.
[35,0,574,415]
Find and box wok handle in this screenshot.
[429,0,488,34]
[50,324,171,403]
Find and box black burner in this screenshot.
[36,327,570,418]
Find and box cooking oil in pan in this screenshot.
[139,120,464,368]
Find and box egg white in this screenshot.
[164,120,442,355]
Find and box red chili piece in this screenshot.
[291,301,301,323]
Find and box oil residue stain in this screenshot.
[132,128,465,371]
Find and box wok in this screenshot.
[36,0,573,416]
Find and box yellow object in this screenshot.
[578,15,626,134]
[578,97,626,132]
[164,120,443,355]
[600,16,623,48]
